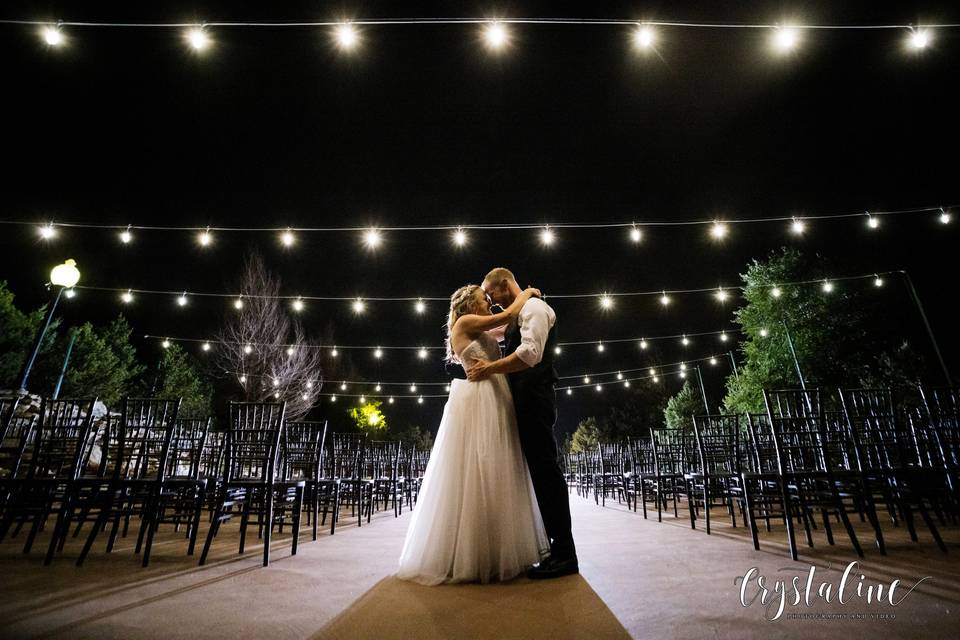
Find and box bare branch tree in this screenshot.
[216,253,324,420]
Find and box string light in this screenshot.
[595,384,602,392]
[233,296,244,310]
[710,220,729,240]
[720,332,729,343]
[629,224,642,242]
[286,346,295,356]
[341,382,348,391]
[119,226,133,244]
[939,209,952,224]
[873,275,884,287]
[42,25,64,46]
[771,286,782,298]
[64,289,76,299]
[334,22,359,50]
[374,347,383,359]
[633,25,655,49]
[352,298,366,314]
[445,384,451,392]
[243,344,253,354]
[388,397,394,404]
[280,229,295,246]
[866,213,880,230]
[624,380,631,388]
[790,218,806,235]
[418,347,428,359]
[452,227,468,246]
[714,288,729,303]
[409,384,417,392]
[771,26,799,53]
[414,298,426,314]
[710,357,718,365]
[822,279,835,293]
[177,292,188,307]
[566,388,573,395]
[239,375,247,384]
[306,380,314,389]
[331,395,337,403]
[202,342,211,351]
[39,223,56,240]
[121,289,134,304]
[660,291,670,306]
[648,369,656,376]
[161,339,171,349]
[539,226,555,246]
[554,346,562,355]
[599,294,614,310]
[417,396,424,404]
[186,26,210,51]
[198,228,212,246]
[616,371,623,380]
[272,378,280,387]
[483,21,509,50]
[681,335,690,346]
[596,342,605,353]
[292,297,304,312]
[362,228,382,249]
[639,339,649,350]
[331,347,338,357]
[359,395,365,403]
[375,383,381,392]
[909,28,931,49]
[759,328,769,337]
[583,376,591,384]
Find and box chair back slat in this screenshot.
[225,402,286,483]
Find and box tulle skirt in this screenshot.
[397,375,550,585]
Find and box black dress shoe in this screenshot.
[527,555,579,580]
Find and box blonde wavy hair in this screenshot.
[444,284,483,364]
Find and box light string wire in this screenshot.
[3,18,960,29]
[221,352,725,388]
[4,204,952,233]
[145,326,746,352]
[78,270,900,303]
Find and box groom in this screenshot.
[467,267,578,579]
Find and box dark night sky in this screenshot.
[1,1,957,435]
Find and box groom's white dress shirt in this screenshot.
[513,297,556,368]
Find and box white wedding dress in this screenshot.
[397,330,550,585]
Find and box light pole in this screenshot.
[17,259,81,395]
[52,326,79,400]
[694,365,710,414]
[899,271,952,385]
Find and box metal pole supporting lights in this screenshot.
[17,259,80,394]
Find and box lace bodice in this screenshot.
[456,332,502,370]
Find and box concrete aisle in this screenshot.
[0,494,957,639]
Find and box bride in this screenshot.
[397,284,550,585]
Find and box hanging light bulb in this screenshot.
[42,25,64,47]
[243,344,253,355]
[177,292,188,307]
[202,342,211,352]
[121,289,134,304]
[539,226,555,246]
[652,375,660,383]
[292,297,305,312]
[388,397,395,404]
[790,218,806,235]
[710,220,729,240]
[629,224,643,242]
[417,396,424,404]
[334,22,359,50]
[873,275,884,287]
[566,388,573,396]
[680,371,687,379]
[639,339,649,350]
[710,357,718,365]
[659,291,670,306]
[771,26,800,53]
[583,376,591,384]
[908,28,931,50]
[375,383,382,392]
[681,335,690,346]
[233,296,244,310]
[554,346,562,355]
[352,298,366,314]
[414,298,426,314]
[649,368,656,376]
[679,362,687,371]
[866,213,880,230]
[822,280,835,293]
[239,375,247,384]
[624,380,631,388]
[362,228,382,249]
[616,372,624,380]
[272,378,280,387]
[445,384,451,392]
[186,26,210,51]
[302,393,310,401]
[595,384,603,392]
[374,347,383,359]
[161,339,171,349]
[409,384,417,393]
[771,286,783,298]
[119,226,133,244]
[330,395,337,403]
[330,347,339,357]
[39,223,56,239]
[596,342,605,353]
[759,328,770,337]
[452,227,468,246]
[418,347,428,359]
[280,228,295,247]
[306,380,314,389]
[599,294,614,310]
[340,382,348,391]
[633,25,655,50]
[483,20,509,50]
[715,288,729,303]
[198,227,212,246]
[286,346,295,356]
[939,208,951,224]
[720,332,729,343]
[359,395,366,403]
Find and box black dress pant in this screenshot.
[512,381,576,559]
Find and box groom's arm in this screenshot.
[466,352,530,380]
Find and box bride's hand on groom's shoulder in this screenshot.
[523,286,542,299]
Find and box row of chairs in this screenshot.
[0,396,430,568]
[569,386,958,561]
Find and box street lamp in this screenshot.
[17,259,80,394]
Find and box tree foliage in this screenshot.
[664,380,702,434]
[59,319,143,406]
[349,400,388,433]
[0,281,60,388]
[569,417,600,453]
[155,343,212,418]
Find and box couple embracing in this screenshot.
[397,267,578,585]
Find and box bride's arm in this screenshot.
[454,288,540,335]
